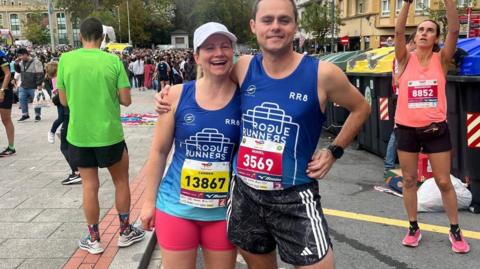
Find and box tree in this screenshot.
[299,1,342,50]
[172,0,198,35]
[23,12,49,45]
[56,0,106,20]
[144,0,175,45]
[172,0,255,45]
[56,0,174,46]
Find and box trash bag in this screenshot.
[33,88,51,108]
[418,175,472,212]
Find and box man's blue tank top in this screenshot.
[233,54,325,190]
[157,81,241,221]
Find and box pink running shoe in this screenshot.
[449,231,470,254]
[402,229,422,247]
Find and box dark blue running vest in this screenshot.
[157,81,241,221]
[233,54,325,190]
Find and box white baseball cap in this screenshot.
[193,22,237,52]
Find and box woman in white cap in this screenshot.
[140,22,240,269]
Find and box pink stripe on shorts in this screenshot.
[155,209,235,251]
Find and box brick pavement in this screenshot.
[0,90,156,269]
[63,166,147,269]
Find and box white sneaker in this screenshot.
[79,235,104,254]
[47,131,55,144]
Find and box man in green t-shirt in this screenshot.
[57,17,145,255]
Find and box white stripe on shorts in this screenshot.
[226,177,236,231]
[299,190,328,258]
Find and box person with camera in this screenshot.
[394,0,469,253]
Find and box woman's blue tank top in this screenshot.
[157,81,241,221]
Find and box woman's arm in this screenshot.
[140,85,183,231]
[440,0,460,67]
[395,0,412,69]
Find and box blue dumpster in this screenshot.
[456,38,480,76]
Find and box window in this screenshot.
[57,13,67,44]
[42,13,49,27]
[381,0,390,17]
[0,15,3,28]
[457,0,466,7]
[10,14,20,36]
[415,0,429,12]
[396,0,403,12]
[175,37,185,44]
[357,0,365,14]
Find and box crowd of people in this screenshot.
[0,44,199,163]
[0,0,472,268]
[122,48,197,91]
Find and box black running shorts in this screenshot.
[395,122,452,153]
[68,140,127,168]
[227,176,332,266]
[0,88,13,109]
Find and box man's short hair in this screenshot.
[16,47,28,55]
[80,17,103,42]
[252,0,298,23]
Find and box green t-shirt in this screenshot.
[57,48,130,147]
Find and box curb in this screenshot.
[63,164,153,269]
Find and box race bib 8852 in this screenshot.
[407,80,438,109]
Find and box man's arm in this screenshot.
[117,59,132,106]
[118,88,131,106]
[58,90,67,107]
[307,62,370,179]
[230,55,253,86]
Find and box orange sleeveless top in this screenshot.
[395,52,447,127]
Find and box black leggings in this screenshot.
[60,115,77,173]
[135,74,144,88]
[50,104,65,133]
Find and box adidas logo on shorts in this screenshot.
[301,247,313,256]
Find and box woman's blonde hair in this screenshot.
[196,65,203,80]
[45,61,58,79]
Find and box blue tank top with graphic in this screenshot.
[157,81,241,221]
[233,54,325,190]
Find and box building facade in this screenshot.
[0,0,79,46]
[295,0,480,51]
[337,0,480,50]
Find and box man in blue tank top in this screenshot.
[225,1,370,268]
[155,1,370,267]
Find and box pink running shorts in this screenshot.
[155,209,235,251]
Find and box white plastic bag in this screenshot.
[33,88,51,108]
[417,175,472,212]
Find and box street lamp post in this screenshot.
[117,5,121,43]
[331,0,335,53]
[47,0,55,52]
[127,0,132,45]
